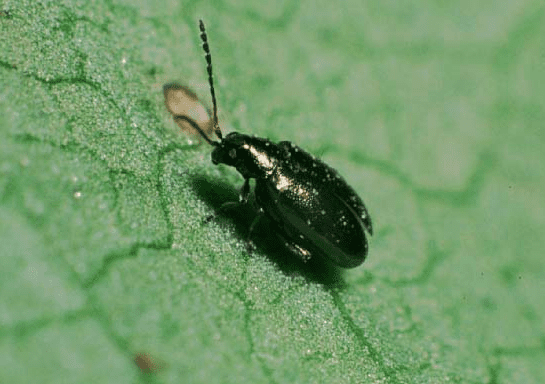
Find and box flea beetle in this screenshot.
[171,20,373,268]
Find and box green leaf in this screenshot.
[1,1,544,383]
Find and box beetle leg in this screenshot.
[247,209,263,237]
[239,178,251,203]
[243,207,265,254]
[203,201,240,224]
[204,179,253,224]
[283,239,313,263]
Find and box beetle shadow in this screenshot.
[190,174,347,289]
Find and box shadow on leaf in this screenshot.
[190,174,347,289]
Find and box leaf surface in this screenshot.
[1,1,544,383]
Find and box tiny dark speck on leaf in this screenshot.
[134,352,165,374]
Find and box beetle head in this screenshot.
[211,132,244,166]
[212,132,275,178]
[193,22,274,179]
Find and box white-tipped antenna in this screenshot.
[199,19,223,142]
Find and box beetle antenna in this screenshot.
[199,20,223,141]
[173,115,218,146]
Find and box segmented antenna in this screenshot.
[199,20,223,141]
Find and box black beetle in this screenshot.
[170,20,373,268]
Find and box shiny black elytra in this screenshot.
[178,20,373,268]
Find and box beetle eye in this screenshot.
[229,148,237,159]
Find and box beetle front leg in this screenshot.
[204,178,252,224]
[213,178,251,214]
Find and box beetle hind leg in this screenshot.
[283,240,313,263]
